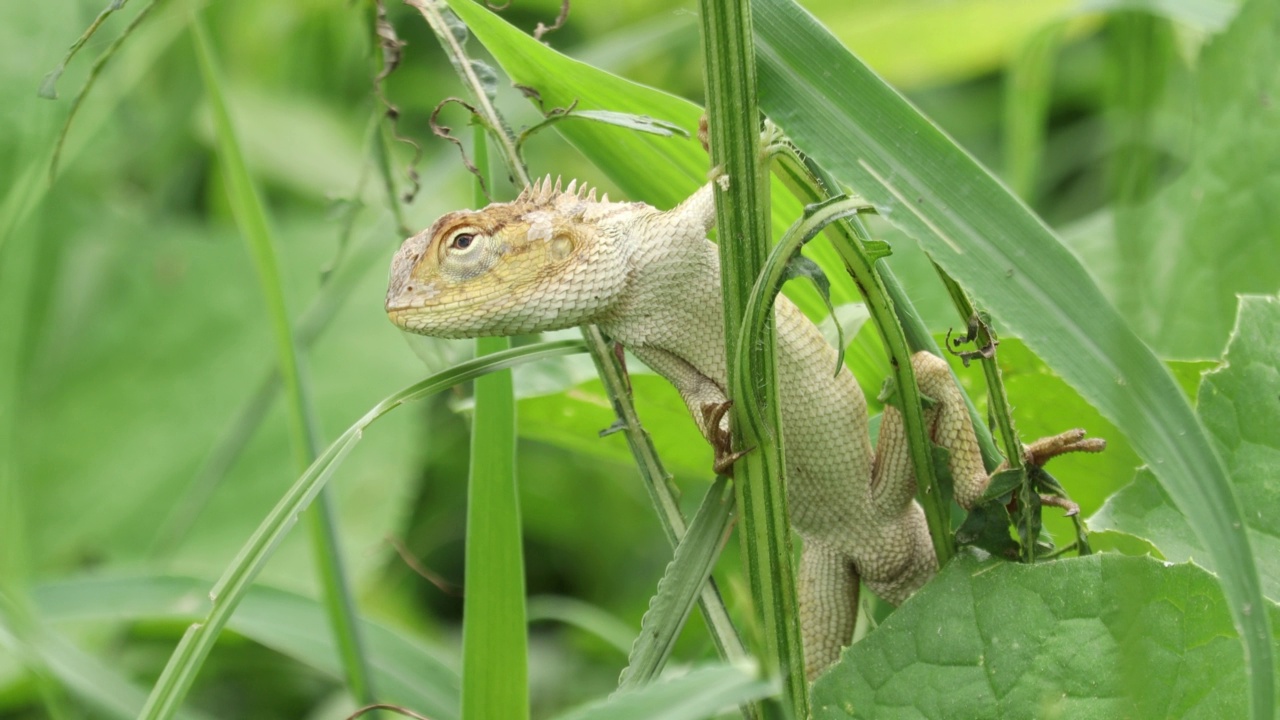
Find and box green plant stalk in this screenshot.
[419,0,746,672]
[778,146,1089,556]
[188,12,375,711]
[874,269,1004,469]
[461,130,529,720]
[770,148,954,563]
[48,0,162,181]
[933,272,1033,560]
[138,339,586,720]
[581,325,747,668]
[358,0,409,236]
[699,1,805,717]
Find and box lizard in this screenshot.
[384,176,1104,679]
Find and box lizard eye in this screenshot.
[449,233,475,251]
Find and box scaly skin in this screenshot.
[385,177,1098,678]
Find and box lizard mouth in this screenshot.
[384,279,441,315]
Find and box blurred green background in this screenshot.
[1,0,1275,717]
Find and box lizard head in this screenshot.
[386,177,634,338]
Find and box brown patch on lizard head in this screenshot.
[385,177,630,339]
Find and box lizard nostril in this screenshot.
[405,285,414,292]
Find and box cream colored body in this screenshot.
[387,179,993,678]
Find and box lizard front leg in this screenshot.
[627,345,737,463]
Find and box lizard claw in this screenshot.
[702,400,753,477]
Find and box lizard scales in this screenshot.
[386,177,1069,678]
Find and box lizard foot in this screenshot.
[1022,429,1107,467]
[1017,429,1106,516]
[702,400,752,476]
[1040,494,1081,517]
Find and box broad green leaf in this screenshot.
[1109,0,1280,359]
[812,553,1280,719]
[28,575,460,720]
[516,374,712,480]
[1091,294,1280,602]
[751,0,1272,713]
[553,662,775,720]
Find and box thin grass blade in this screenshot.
[460,127,529,720]
[553,663,775,720]
[618,477,735,691]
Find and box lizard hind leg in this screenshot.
[869,351,989,516]
[798,541,860,680]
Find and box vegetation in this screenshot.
[0,0,1276,718]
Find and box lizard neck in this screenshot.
[599,212,728,385]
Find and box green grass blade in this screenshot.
[462,333,526,720]
[553,663,776,720]
[751,1,1273,716]
[526,597,634,656]
[189,12,376,711]
[136,339,585,720]
[0,590,212,720]
[619,477,735,691]
[461,125,529,720]
[37,0,134,99]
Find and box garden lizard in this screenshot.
[385,177,1102,678]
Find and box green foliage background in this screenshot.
[0,0,1276,718]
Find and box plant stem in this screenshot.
[700,1,806,717]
